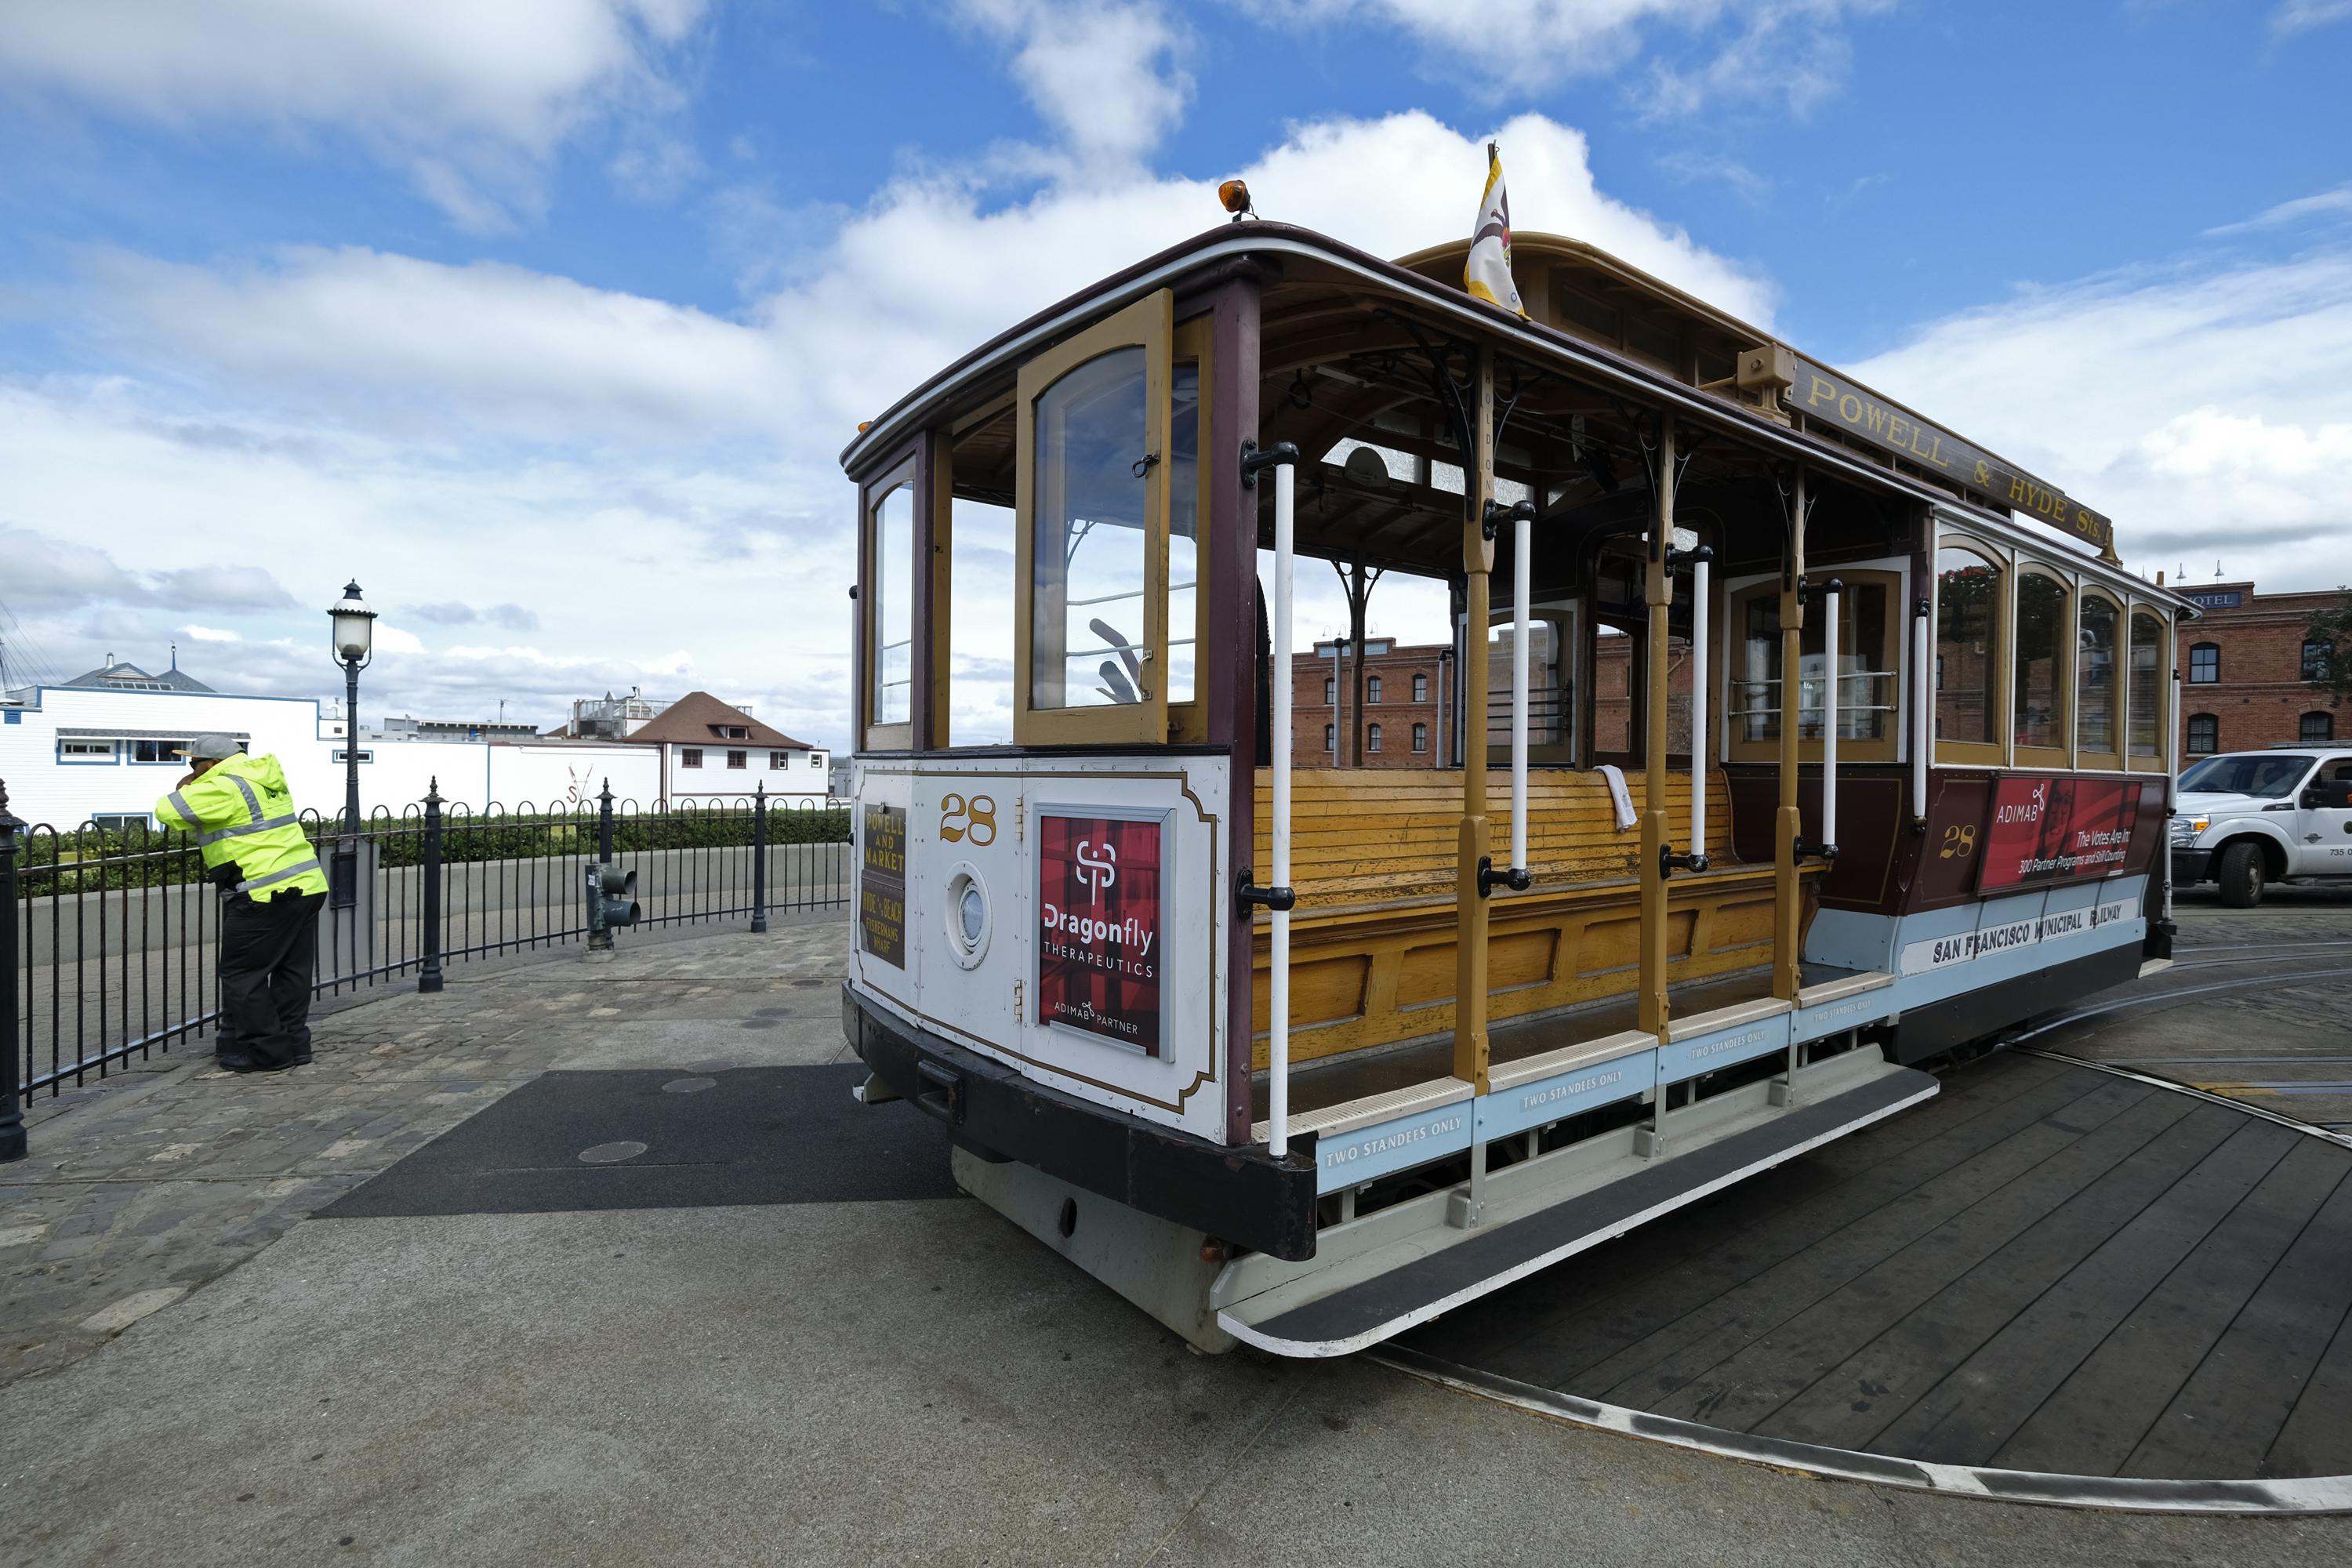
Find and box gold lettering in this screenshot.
[1838,393,1864,423]
[1973,459,1991,486]
[2008,475,2030,505]
[1806,374,1838,410]
[1870,406,1893,437]
[1926,435,1948,468]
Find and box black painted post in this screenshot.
[0,781,27,1162]
[598,779,615,863]
[419,777,445,994]
[751,780,769,934]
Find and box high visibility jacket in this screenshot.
[154,753,330,900]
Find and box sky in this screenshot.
[2,0,2348,751]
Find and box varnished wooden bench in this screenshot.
[1248,768,1817,1068]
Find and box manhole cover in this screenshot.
[578,1141,648,1164]
[662,1076,717,1094]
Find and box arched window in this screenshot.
[1935,545,2002,761]
[2077,594,2120,763]
[2187,713,2219,756]
[1412,722,1428,752]
[2303,711,2337,743]
[2128,609,2165,760]
[2304,641,2335,683]
[2015,568,2071,759]
[1412,673,1428,702]
[2189,642,2220,684]
[1367,675,1383,703]
[1367,722,1383,753]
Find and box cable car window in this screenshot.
[1167,359,1198,706]
[871,482,914,728]
[2014,570,2070,755]
[2128,609,2165,758]
[1936,548,2001,753]
[1730,575,1894,756]
[1030,348,1149,711]
[2077,594,2119,760]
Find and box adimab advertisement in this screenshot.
[1037,813,1164,1055]
[1979,777,2140,891]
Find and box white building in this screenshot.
[621,691,829,805]
[2,655,659,831]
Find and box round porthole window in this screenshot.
[944,862,990,969]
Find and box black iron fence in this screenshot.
[0,779,850,1150]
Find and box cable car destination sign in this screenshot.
[1791,358,2114,555]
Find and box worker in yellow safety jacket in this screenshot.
[154,735,330,1073]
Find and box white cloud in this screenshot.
[78,111,1773,452]
[953,0,1194,166]
[12,110,1768,748]
[1849,251,2352,589]
[85,246,797,445]
[2273,0,2352,34]
[181,625,241,643]
[1238,0,1889,113]
[0,0,707,230]
[2203,182,2352,238]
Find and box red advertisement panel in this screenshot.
[1037,814,1163,1054]
[1979,776,2141,891]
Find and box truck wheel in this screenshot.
[2217,841,2266,909]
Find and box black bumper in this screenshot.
[843,985,1319,1261]
[2169,847,2212,887]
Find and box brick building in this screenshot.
[1292,638,1450,768]
[2177,581,2347,757]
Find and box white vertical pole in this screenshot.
[1912,599,1931,819]
[1821,584,1841,851]
[1269,461,1295,1159]
[1511,508,1530,876]
[1690,558,1710,860]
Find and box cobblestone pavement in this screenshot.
[0,916,849,1387]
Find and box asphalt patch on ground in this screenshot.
[321,1064,956,1218]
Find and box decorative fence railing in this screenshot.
[0,779,850,1153]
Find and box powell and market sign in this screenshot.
[1791,359,2115,556]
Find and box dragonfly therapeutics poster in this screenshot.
[1036,813,1163,1054]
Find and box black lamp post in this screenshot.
[328,579,376,909]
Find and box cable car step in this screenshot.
[1216,1062,1938,1359]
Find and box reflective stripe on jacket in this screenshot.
[154,753,329,899]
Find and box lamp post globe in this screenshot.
[329,579,376,665]
[325,579,376,908]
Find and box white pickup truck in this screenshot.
[2172,746,2352,906]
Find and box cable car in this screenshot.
[837,212,2195,1357]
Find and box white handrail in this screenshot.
[1270,459,1295,1160]
[1822,583,1841,851]
[1510,508,1530,878]
[1690,558,1710,859]
[1912,598,1931,821]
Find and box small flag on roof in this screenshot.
[1465,141,1524,318]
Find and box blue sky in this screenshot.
[2,0,2349,750]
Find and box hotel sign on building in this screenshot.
[1791,358,2115,557]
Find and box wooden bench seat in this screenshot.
[1247,768,1818,1069]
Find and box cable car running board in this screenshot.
[1216,1062,1936,1359]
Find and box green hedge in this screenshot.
[12,806,851,897]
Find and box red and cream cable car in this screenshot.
[837,216,2195,1357]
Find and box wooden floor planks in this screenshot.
[1410,1054,2352,1481]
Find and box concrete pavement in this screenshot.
[3,906,2350,1566]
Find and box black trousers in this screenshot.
[218,891,325,1067]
